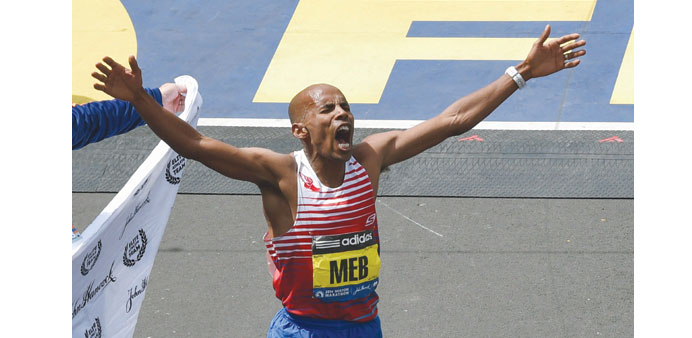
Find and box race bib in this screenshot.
[312,230,381,302]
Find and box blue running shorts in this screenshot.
[267,307,382,338]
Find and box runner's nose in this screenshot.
[334,105,350,121]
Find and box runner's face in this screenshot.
[303,85,354,161]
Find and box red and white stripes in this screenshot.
[265,154,377,263]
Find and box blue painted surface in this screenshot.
[560,0,633,122]
[407,21,587,38]
[122,0,632,122]
[122,0,298,118]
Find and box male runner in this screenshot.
[91,25,585,337]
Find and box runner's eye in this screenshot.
[320,104,334,114]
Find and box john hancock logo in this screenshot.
[165,154,186,185]
[85,317,102,338]
[123,229,147,267]
[81,240,102,276]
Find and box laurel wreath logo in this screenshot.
[81,240,102,276]
[85,317,101,338]
[165,163,181,184]
[165,156,185,185]
[123,229,148,267]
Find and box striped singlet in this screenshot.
[264,150,381,322]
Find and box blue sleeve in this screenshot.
[72,88,163,150]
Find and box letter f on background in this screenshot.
[254,0,597,104]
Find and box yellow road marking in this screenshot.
[254,0,597,103]
[610,28,633,105]
[72,0,137,104]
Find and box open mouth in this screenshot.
[335,124,352,151]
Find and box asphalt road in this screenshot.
[73,193,633,338]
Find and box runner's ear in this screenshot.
[292,124,309,139]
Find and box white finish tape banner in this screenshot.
[72,76,202,338]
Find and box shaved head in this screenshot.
[288,84,343,123]
[287,83,355,163]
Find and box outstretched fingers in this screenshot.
[91,71,107,83]
[92,59,110,80]
[91,57,122,93]
[564,59,581,69]
[537,24,551,45]
[95,62,111,76]
[566,49,587,59]
[91,68,108,92]
[560,39,586,53]
[93,82,107,92]
[128,55,141,74]
[562,48,586,69]
[561,38,586,67]
[555,33,581,46]
[101,56,120,70]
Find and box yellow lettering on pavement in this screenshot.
[610,28,633,105]
[254,0,597,103]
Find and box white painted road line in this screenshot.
[198,118,634,131]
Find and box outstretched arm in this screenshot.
[72,83,187,150]
[91,56,292,186]
[362,25,586,169]
[72,87,160,150]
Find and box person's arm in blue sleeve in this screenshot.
[72,87,162,150]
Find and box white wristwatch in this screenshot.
[505,66,526,89]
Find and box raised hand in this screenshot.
[91,56,145,102]
[522,25,586,80]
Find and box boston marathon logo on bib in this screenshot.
[312,230,381,302]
